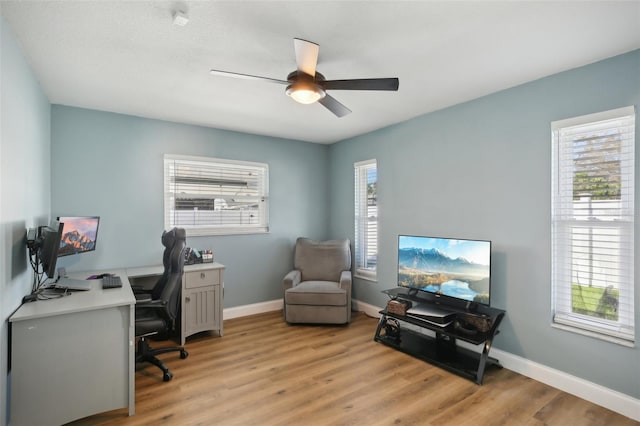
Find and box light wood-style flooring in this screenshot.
[70,311,637,426]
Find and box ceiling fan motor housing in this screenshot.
[285,71,326,104]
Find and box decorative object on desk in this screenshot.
[185,247,213,264]
[457,312,494,333]
[184,247,202,264]
[201,249,213,263]
[386,299,411,316]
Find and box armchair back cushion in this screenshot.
[294,238,351,282]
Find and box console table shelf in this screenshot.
[374,288,505,385]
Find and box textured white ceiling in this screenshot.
[2,1,639,144]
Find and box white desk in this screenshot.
[9,269,135,426]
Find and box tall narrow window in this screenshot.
[164,154,269,236]
[354,159,377,280]
[551,106,635,345]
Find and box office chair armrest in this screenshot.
[135,299,167,308]
[131,285,152,294]
[135,293,153,302]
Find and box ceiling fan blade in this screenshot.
[318,94,351,118]
[321,78,399,91]
[209,69,288,85]
[294,38,319,77]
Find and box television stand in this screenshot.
[374,287,506,385]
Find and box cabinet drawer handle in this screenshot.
[201,272,206,279]
[185,297,190,302]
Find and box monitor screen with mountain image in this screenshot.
[397,235,491,306]
[57,216,100,257]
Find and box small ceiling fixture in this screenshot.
[172,10,189,26]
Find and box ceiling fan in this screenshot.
[210,38,399,118]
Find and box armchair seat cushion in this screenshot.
[285,281,347,306]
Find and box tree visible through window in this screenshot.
[551,106,635,344]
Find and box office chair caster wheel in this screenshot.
[180,350,189,359]
[163,371,173,382]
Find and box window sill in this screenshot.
[551,322,635,348]
[354,271,377,283]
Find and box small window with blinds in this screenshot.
[164,155,269,236]
[355,159,378,280]
[551,106,635,346]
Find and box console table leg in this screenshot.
[374,314,386,340]
[475,338,494,384]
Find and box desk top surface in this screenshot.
[10,268,135,322]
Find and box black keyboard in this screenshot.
[102,275,123,289]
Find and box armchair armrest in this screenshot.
[283,270,301,291]
[339,270,352,290]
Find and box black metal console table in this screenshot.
[374,287,506,385]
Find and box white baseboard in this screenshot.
[352,299,383,319]
[223,299,282,320]
[491,348,640,422]
[352,298,640,422]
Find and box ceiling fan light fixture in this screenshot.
[286,81,325,104]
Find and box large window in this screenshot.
[164,154,269,236]
[551,106,635,345]
[354,159,377,280]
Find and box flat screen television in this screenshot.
[57,216,100,257]
[397,235,492,306]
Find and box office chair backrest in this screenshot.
[158,227,186,326]
[151,228,177,300]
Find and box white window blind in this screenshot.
[551,106,635,345]
[164,154,269,236]
[355,159,377,279]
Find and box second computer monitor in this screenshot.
[57,216,100,257]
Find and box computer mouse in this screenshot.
[97,273,113,279]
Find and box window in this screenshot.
[551,106,635,345]
[354,159,377,280]
[164,154,269,236]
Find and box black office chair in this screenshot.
[135,227,188,382]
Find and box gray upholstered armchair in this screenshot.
[283,238,352,324]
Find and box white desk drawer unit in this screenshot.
[126,262,225,345]
[182,264,224,344]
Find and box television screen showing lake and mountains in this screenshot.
[397,235,491,305]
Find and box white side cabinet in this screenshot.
[181,262,225,344]
[126,262,225,345]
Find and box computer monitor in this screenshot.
[39,222,64,279]
[57,216,100,257]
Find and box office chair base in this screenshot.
[135,336,188,382]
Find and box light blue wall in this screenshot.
[0,16,52,426]
[51,106,329,307]
[328,50,640,398]
[3,9,639,413]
